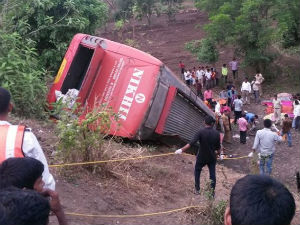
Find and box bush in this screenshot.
[209,200,227,225]
[185,38,218,63]
[55,103,118,168]
[0,32,47,118]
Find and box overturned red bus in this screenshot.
[48,33,214,142]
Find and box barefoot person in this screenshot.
[175,116,221,196]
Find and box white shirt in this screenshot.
[241,81,251,92]
[0,121,55,190]
[184,71,191,81]
[294,104,300,117]
[196,70,201,80]
[200,69,205,77]
[251,81,260,91]
[215,102,221,115]
[205,71,211,80]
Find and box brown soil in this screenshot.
[9,7,300,225]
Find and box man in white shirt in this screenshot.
[199,66,205,87]
[0,87,55,190]
[255,71,264,96]
[205,68,212,89]
[293,100,300,129]
[241,77,251,104]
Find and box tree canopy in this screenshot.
[192,0,300,70]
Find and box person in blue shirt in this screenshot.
[246,112,259,134]
[245,112,258,123]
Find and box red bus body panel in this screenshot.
[48,34,215,142]
[48,34,161,138]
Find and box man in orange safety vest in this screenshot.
[0,87,55,190]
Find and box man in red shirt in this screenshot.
[179,61,185,75]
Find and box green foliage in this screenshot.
[0,32,47,118]
[115,19,125,31]
[202,180,227,225]
[124,38,140,48]
[185,39,218,63]
[114,19,126,40]
[274,0,300,48]
[0,0,108,118]
[204,13,233,43]
[2,0,108,71]
[234,0,275,69]
[56,103,118,164]
[194,0,224,15]
[209,200,228,225]
[193,0,300,73]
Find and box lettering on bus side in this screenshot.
[118,68,144,121]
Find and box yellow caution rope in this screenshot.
[49,153,249,168]
[65,205,204,218]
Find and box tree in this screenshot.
[274,0,300,48]
[0,0,109,118]
[0,32,46,118]
[160,0,182,21]
[234,0,275,69]
[204,13,233,43]
[134,0,159,26]
[185,38,218,63]
[2,0,108,71]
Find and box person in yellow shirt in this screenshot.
[222,64,228,83]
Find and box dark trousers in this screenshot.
[234,110,242,123]
[232,70,238,79]
[240,130,247,144]
[295,116,300,130]
[227,98,232,106]
[194,159,216,193]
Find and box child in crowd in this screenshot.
[281,114,292,147]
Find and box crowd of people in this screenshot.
[179,59,265,107]
[176,60,298,224]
